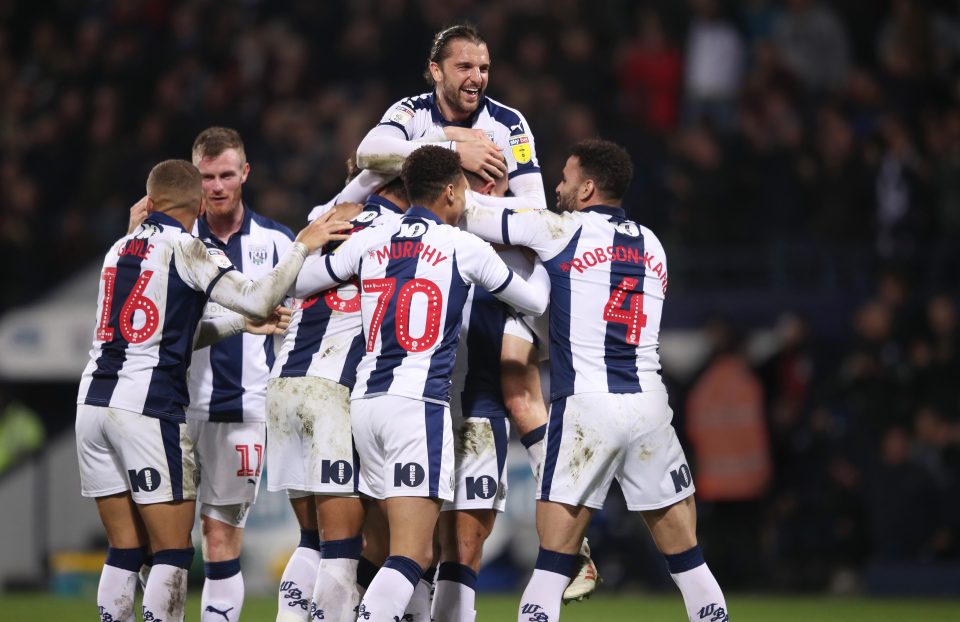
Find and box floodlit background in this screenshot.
[1,0,959,614]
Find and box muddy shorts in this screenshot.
[537,391,694,511]
[441,409,510,513]
[265,376,358,496]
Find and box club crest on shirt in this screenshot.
[248,244,269,266]
[510,135,531,164]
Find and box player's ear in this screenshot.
[429,61,443,84]
[240,161,250,184]
[197,197,206,218]
[579,179,595,203]
[145,197,156,213]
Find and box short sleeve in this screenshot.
[377,97,418,139]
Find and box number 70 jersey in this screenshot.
[463,203,667,402]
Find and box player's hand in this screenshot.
[455,140,507,182]
[245,305,292,335]
[127,196,149,234]
[295,210,352,252]
[443,127,489,143]
[331,201,363,222]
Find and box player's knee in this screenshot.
[200,504,247,559]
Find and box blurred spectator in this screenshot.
[683,0,745,131]
[616,8,682,134]
[772,0,851,93]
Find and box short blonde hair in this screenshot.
[192,126,246,164]
[146,159,202,212]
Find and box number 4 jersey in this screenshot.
[292,205,548,405]
[463,203,668,401]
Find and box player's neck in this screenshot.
[204,204,245,242]
[434,90,469,124]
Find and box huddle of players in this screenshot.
[76,23,728,622]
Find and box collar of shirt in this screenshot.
[146,211,187,232]
[198,202,252,246]
[582,204,626,220]
[366,194,404,215]
[406,205,444,224]
[428,91,487,128]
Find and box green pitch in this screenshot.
[0,593,958,621]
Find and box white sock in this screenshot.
[312,557,360,622]
[357,556,420,621]
[520,425,547,483]
[404,576,433,622]
[201,558,244,622]
[517,548,577,622]
[142,548,193,622]
[277,544,321,622]
[97,561,139,622]
[432,562,477,622]
[666,546,728,622]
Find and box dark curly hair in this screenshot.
[401,145,463,206]
[423,23,486,85]
[568,139,633,202]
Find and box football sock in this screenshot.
[356,555,421,621]
[142,547,193,622]
[356,555,380,597]
[97,546,146,622]
[201,558,244,622]
[666,545,728,622]
[312,536,362,622]
[404,565,436,622]
[517,548,577,622]
[276,530,321,622]
[521,424,547,482]
[431,562,478,622]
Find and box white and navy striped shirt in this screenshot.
[294,206,547,405]
[463,204,668,401]
[78,213,237,421]
[273,195,405,387]
[372,92,541,182]
[187,206,294,423]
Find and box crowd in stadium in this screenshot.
[1,0,959,594]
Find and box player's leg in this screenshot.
[621,390,728,622]
[276,494,320,622]
[77,404,148,622]
[312,495,365,622]
[517,500,593,622]
[94,493,149,622]
[354,396,453,621]
[500,331,548,477]
[191,419,265,622]
[433,414,509,622]
[642,497,727,622]
[359,497,389,595]
[433,509,495,622]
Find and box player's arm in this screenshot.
[500,111,547,209]
[193,306,292,349]
[180,212,351,321]
[289,225,372,298]
[461,201,569,260]
[466,235,548,317]
[306,170,393,221]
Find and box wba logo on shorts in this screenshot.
[128,467,162,492]
[465,476,497,500]
[393,462,425,487]
[320,460,353,485]
[670,464,693,493]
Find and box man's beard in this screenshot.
[440,80,482,115]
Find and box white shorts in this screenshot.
[187,419,265,515]
[442,413,509,513]
[352,395,453,501]
[76,404,198,504]
[266,376,358,496]
[503,311,550,361]
[538,391,695,511]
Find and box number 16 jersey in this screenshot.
[463,204,667,402]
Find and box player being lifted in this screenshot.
[462,139,728,622]
[292,146,549,622]
[76,160,349,622]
